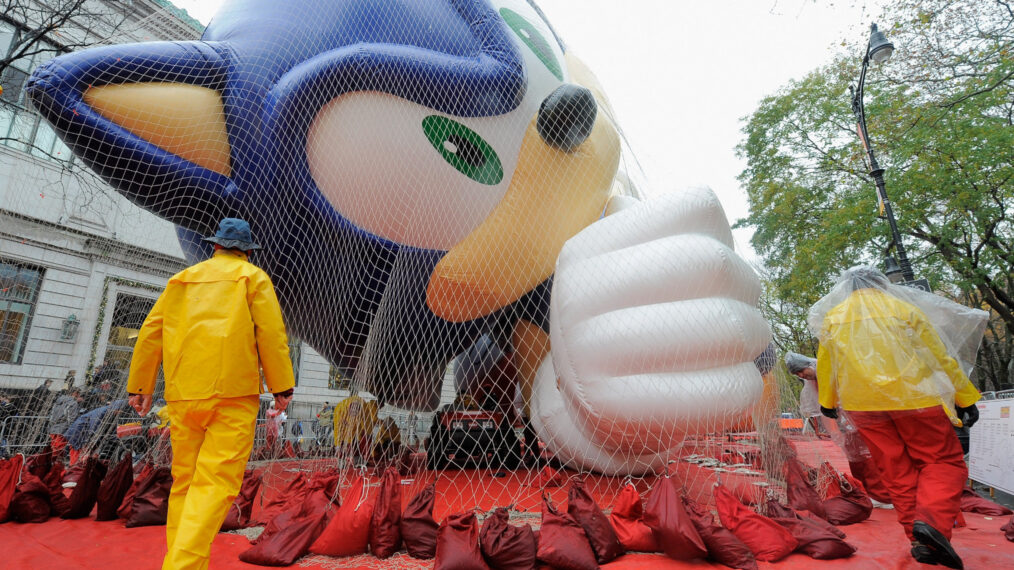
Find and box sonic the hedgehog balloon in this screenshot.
[27,0,770,474]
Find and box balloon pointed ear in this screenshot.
[26,41,238,230]
[84,83,231,176]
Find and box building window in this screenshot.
[99,293,156,391]
[328,366,352,391]
[0,259,44,364]
[0,19,72,162]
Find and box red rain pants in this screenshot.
[850,406,966,540]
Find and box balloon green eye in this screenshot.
[422,115,503,185]
[500,7,563,81]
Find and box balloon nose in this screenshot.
[536,84,597,151]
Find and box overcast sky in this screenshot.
[174,0,890,259]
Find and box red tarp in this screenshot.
[2,508,1013,569]
[3,458,1012,569]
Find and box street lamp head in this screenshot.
[883,255,904,284]
[868,23,894,64]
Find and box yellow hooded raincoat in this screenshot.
[816,288,979,424]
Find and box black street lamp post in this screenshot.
[849,23,916,282]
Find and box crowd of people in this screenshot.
[0,365,137,462]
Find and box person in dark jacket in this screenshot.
[49,388,84,455]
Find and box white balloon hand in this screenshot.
[544,187,771,456]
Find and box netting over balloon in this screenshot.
[3,0,855,538]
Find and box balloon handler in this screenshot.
[784,351,893,506]
[813,266,985,569]
[126,218,295,570]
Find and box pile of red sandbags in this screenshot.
[241,474,336,566]
[764,498,857,560]
[3,449,94,523]
[786,458,873,526]
[714,484,797,563]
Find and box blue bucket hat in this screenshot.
[203,218,261,251]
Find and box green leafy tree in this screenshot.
[738,0,1014,390]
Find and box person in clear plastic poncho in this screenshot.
[784,352,822,432]
[809,266,988,569]
[785,351,893,505]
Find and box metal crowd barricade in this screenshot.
[0,415,50,456]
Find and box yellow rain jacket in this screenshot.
[816,289,979,421]
[127,249,295,400]
[332,395,378,446]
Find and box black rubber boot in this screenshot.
[913,521,963,569]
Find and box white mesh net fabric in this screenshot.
[0,0,858,553]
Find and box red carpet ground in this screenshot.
[1,507,1012,569]
[3,439,1011,568]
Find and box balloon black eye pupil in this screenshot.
[446,134,485,168]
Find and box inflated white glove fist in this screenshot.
[531,187,771,474]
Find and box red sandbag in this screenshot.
[307,468,341,502]
[568,479,623,563]
[684,497,757,570]
[479,507,537,570]
[63,461,85,486]
[643,477,707,561]
[765,499,847,539]
[61,456,108,519]
[221,469,263,531]
[0,454,25,522]
[257,472,308,525]
[369,467,402,558]
[96,453,133,521]
[9,473,51,523]
[1002,514,1014,542]
[24,447,52,479]
[785,456,826,519]
[536,495,598,570]
[765,499,796,519]
[714,485,797,562]
[608,484,659,553]
[309,475,375,557]
[240,491,329,566]
[773,516,857,559]
[43,461,69,517]
[815,462,841,499]
[822,470,872,525]
[960,486,1013,516]
[125,466,172,527]
[117,461,155,520]
[435,511,490,570]
[401,482,439,559]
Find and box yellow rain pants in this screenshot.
[163,395,259,570]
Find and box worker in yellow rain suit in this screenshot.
[127,218,295,570]
[332,394,378,465]
[814,266,982,569]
